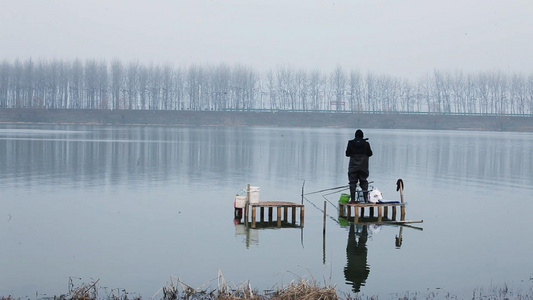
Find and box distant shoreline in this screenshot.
[0,108,532,132]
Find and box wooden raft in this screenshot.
[244,201,305,228]
[338,202,406,223]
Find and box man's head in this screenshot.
[355,129,364,138]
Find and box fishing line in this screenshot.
[302,196,340,224]
[321,193,343,209]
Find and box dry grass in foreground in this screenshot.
[1,272,532,300]
[155,271,338,300]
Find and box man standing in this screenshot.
[345,129,373,203]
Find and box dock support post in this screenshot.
[244,202,249,226]
[300,206,305,227]
[277,207,282,227]
[252,206,257,228]
[339,203,345,218]
[292,207,296,224]
[245,184,251,225]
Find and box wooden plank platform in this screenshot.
[245,201,305,228]
[338,201,406,223]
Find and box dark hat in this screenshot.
[355,129,364,138]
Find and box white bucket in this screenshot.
[248,186,260,204]
[234,195,247,208]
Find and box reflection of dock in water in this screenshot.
[234,222,259,248]
[234,215,304,248]
[234,218,304,248]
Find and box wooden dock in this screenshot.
[335,179,424,225]
[338,201,406,223]
[244,201,305,229]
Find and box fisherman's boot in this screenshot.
[349,186,356,203]
[361,181,369,203]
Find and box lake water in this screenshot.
[1,124,532,299]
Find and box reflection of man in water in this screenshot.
[344,223,370,293]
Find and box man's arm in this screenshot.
[366,143,373,157]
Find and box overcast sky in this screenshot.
[1,0,532,78]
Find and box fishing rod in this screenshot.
[303,185,349,196]
[304,181,374,196]
[321,187,349,197]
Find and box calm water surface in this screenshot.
[1,124,532,298]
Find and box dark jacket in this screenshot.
[345,137,373,174]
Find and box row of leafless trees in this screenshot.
[1,59,532,115]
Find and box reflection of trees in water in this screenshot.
[374,131,532,185]
[344,223,370,293]
[0,126,347,187]
[2,126,531,189]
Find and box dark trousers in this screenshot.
[348,171,368,202]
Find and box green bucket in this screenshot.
[339,193,350,203]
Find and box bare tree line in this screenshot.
[1,58,532,115]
